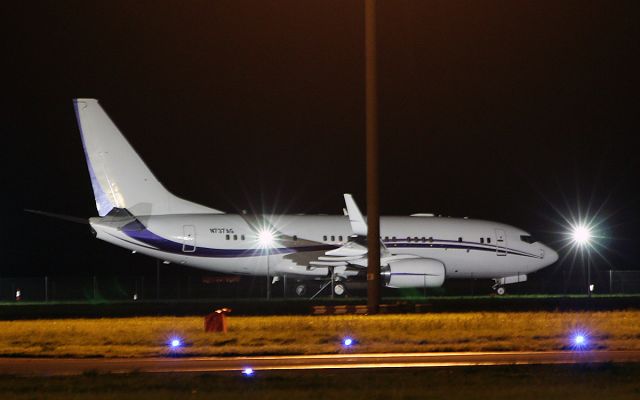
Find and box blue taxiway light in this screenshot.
[242,367,254,376]
[343,338,354,347]
[170,339,182,348]
[571,331,589,349]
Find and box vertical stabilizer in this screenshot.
[74,98,224,216]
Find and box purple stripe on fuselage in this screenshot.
[122,221,338,258]
[385,242,539,258]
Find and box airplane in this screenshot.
[70,98,558,297]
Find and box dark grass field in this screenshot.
[1,294,639,319]
[1,363,640,399]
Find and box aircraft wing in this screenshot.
[308,194,391,270]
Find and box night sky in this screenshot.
[4,1,640,284]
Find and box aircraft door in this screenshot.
[182,225,196,252]
[495,229,507,256]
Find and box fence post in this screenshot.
[283,274,287,298]
[156,259,160,300]
[609,270,613,293]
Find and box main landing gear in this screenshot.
[294,279,348,298]
[295,283,307,297]
[333,282,347,296]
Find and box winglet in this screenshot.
[343,194,367,236]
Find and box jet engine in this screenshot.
[383,258,445,288]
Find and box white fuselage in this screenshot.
[91,213,558,281]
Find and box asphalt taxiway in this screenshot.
[2,350,640,375]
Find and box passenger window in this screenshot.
[323,235,327,241]
[487,237,491,243]
[480,238,484,244]
[339,235,343,241]
[392,236,396,241]
[458,237,462,242]
[414,237,419,242]
[293,235,298,241]
[429,237,433,243]
[331,235,335,241]
[233,234,237,240]
[241,234,245,240]
[225,234,230,240]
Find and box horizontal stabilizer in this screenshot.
[24,209,88,225]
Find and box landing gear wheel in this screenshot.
[295,283,307,297]
[333,282,347,296]
[496,286,506,296]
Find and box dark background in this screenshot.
[3,1,639,296]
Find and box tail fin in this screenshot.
[74,98,224,216]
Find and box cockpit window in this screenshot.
[520,235,537,244]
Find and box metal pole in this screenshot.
[283,273,287,298]
[365,0,380,315]
[609,269,613,294]
[331,267,335,300]
[587,253,591,298]
[266,250,271,300]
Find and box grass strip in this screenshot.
[0,311,639,357]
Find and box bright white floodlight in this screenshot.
[257,229,276,248]
[571,225,592,246]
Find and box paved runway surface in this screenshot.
[2,351,640,375]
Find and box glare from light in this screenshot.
[242,367,254,376]
[257,229,276,248]
[571,224,592,246]
[343,337,354,347]
[170,338,182,348]
[571,331,590,350]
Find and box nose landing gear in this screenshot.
[492,280,507,295]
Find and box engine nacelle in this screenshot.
[383,258,445,288]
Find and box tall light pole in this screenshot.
[365,0,380,314]
[258,228,276,300]
[571,224,593,297]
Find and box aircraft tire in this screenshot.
[295,283,307,297]
[333,282,347,296]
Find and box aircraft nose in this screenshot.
[545,246,559,264]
